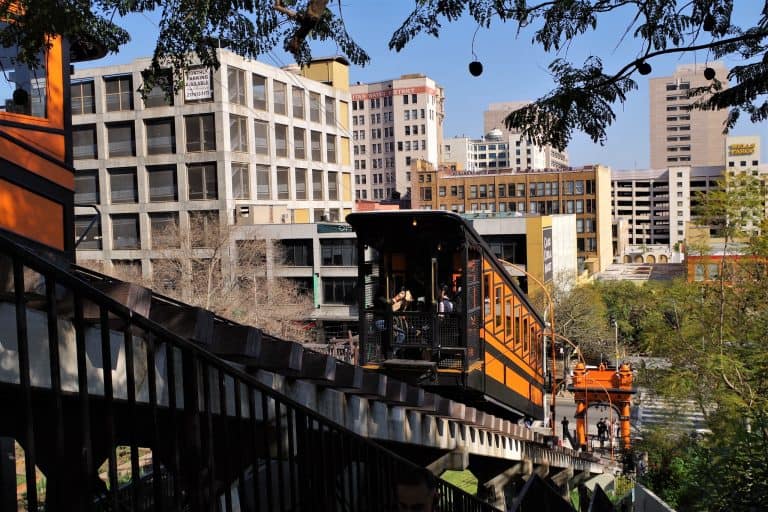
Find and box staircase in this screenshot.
[633,388,709,434]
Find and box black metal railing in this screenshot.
[0,233,498,511]
[362,308,469,368]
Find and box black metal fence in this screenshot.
[0,233,498,511]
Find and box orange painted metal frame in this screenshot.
[571,362,634,451]
[0,30,72,251]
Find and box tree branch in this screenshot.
[599,29,768,91]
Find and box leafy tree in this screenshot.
[2,1,766,146]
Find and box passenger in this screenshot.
[392,287,413,312]
[438,284,454,313]
[396,467,439,512]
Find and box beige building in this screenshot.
[72,50,355,275]
[649,62,729,169]
[350,74,445,201]
[411,162,613,273]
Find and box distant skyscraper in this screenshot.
[483,101,531,135]
[649,62,729,169]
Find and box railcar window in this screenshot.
[505,298,512,337]
[483,273,491,317]
[523,317,530,354]
[494,286,502,328]
[0,29,46,117]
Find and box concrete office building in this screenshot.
[350,75,445,201]
[411,162,613,273]
[612,135,765,261]
[444,129,568,173]
[649,62,729,169]
[72,49,355,278]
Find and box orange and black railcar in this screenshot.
[347,210,546,420]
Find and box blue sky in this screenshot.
[92,1,766,169]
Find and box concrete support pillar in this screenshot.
[478,460,533,510]
[426,448,469,475]
[549,467,574,499]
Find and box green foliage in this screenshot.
[392,0,768,150]
[440,469,478,495]
[2,1,766,146]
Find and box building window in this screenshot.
[252,74,267,110]
[295,168,308,200]
[105,75,133,112]
[256,164,271,200]
[279,239,313,266]
[254,120,269,155]
[149,212,179,249]
[276,166,290,200]
[292,86,305,118]
[75,170,99,204]
[311,131,322,161]
[294,127,306,159]
[145,118,176,154]
[71,80,95,115]
[273,80,287,115]
[325,96,336,125]
[108,168,138,204]
[106,122,135,157]
[309,92,321,122]
[229,114,249,152]
[187,163,218,200]
[312,169,323,199]
[275,123,288,157]
[326,134,337,163]
[141,70,173,107]
[111,214,140,249]
[321,239,357,266]
[185,114,216,152]
[73,125,97,160]
[227,66,247,105]
[328,171,338,200]
[75,215,101,250]
[231,163,250,199]
[147,165,178,202]
[323,277,356,305]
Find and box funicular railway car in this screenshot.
[347,210,546,420]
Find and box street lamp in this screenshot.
[500,259,557,433]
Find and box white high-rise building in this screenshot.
[444,129,569,173]
[350,74,445,201]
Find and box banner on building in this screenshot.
[184,67,212,101]
[543,227,553,282]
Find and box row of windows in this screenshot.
[279,238,357,267]
[76,210,221,251]
[75,164,345,204]
[429,180,596,199]
[72,68,342,126]
[431,199,597,215]
[73,115,343,163]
